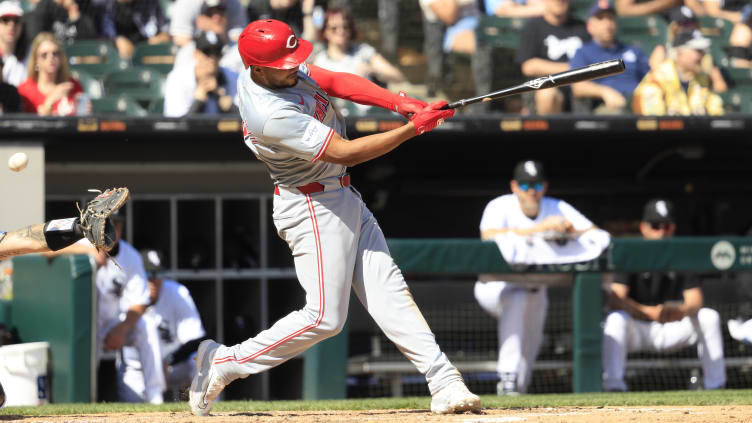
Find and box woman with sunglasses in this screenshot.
[18,32,84,115]
[312,8,405,87]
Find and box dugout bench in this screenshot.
[306,237,752,397]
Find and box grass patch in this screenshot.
[2,390,752,416]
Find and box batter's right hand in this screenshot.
[410,101,454,135]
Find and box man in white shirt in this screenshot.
[119,250,207,401]
[474,160,596,395]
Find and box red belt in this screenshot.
[275,174,350,195]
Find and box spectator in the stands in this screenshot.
[615,0,703,17]
[312,8,405,85]
[311,7,405,115]
[173,0,243,73]
[0,57,21,113]
[649,7,727,92]
[248,0,315,42]
[18,32,84,115]
[701,0,751,24]
[102,0,170,59]
[633,29,723,115]
[24,0,98,45]
[602,199,726,392]
[170,0,247,46]
[0,1,26,86]
[485,0,544,18]
[516,0,590,114]
[420,0,480,55]
[163,31,238,117]
[728,8,752,68]
[570,0,649,113]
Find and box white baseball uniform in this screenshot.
[119,279,206,400]
[474,194,594,393]
[208,63,463,395]
[94,240,166,404]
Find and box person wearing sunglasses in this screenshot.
[0,1,27,87]
[474,159,597,395]
[602,199,726,391]
[18,32,83,115]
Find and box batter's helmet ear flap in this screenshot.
[238,19,313,69]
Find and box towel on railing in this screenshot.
[493,229,611,265]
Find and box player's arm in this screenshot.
[614,0,680,16]
[680,287,703,317]
[307,64,425,118]
[520,58,569,77]
[608,280,663,322]
[0,223,49,260]
[104,305,148,351]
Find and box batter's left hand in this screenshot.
[394,91,428,119]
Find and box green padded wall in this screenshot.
[11,254,95,403]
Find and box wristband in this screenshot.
[43,218,85,251]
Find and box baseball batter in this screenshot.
[189,19,480,415]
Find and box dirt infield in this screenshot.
[6,406,752,423]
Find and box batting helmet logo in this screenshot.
[238,19,313,70]
[286,35,298,49]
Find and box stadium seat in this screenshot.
[476,15,526,50]
[725,68,752,113]
[697,17,734,45]
[70,69,103,99]
[132,42,179,74]
[570,0,595,20]
[66,40,129,79]
[90,95,148,116]
[617,15,668,57]
[102,66,166,107]
[147,99,164,115]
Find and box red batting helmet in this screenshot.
[238,19,313,70]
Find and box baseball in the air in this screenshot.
[8,152,29,172]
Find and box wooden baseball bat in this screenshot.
[440,59,626,110]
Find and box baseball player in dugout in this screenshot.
[119,250,207,401]
[188,19,480,415]
[602,199,726,391]
[474,160,597,395]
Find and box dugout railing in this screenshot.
[306,237,752,397]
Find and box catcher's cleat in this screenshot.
[189,340,225,416]
[430,380,481,414]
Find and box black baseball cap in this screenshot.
[513,160,547,183]
[642,199,675,223]
[141,249,165,278]
[673,29,711,51]
[200,0,226,15]
[588,0,615,18]
[195,31,225,57]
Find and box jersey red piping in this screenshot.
[213,194,325,365]
[312,128,334,162]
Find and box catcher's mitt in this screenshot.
[78,187,130,252]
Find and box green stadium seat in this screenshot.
[147,98,164,115]
[90,95,148,116]
[476,15,526,49]
[66,40,129,79]
[570,0,595,20]
[102,66,166,106]
[617,15,668,56]
[697,16,734,45]
[132,42,179,74]
[70,68,103,99]
[725,68,752,113]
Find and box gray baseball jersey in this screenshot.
[238,63,347,187]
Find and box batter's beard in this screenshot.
[270,74,298,89]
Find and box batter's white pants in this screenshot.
[98,314,165,404]
[474,281,548,393]
[212,183,463,395]
[602,309,726,391]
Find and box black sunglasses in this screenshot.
[0,16,21,24]
[649,222,672,230]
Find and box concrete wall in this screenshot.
[0,143,44,230]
